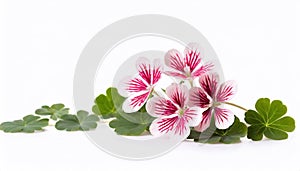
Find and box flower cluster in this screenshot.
[0,43,294,143]
[118,43,237,140]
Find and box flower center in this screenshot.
[178,108,185,116]
[212,101,222,108]
[147,84,154,91]
[184,66,191,77]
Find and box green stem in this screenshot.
[223,102,248,112]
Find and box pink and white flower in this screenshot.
[118,57,162,113]
[189,73,237,132]
[164,43,213,80]
[146,83,203,139]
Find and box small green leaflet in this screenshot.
[245,98,295,141]
[109,111,155,136]
[35,103,69,120]
[188,116,247,144]
[93,87,154,135]
[0,115,49,133]
[55,110,99,131]
[93,87,125,119]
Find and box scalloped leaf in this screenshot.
[245,98,295,141]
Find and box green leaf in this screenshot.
[187,116,247,144]
[247,125,265,141]
[245,98,295,141]
[109,111,155,136]
[93,87,125,119]
[55,110,99,131]
[35,103,69,120]
[0,115,49,133]
[94,87,155,135]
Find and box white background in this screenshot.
[1,0,300,171]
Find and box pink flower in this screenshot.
[164,43,213,80]
[146,83,202,139]
[118,57,162,113]
[189,73,237,132]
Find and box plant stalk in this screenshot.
[223,101,248,112]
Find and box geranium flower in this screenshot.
[146,83,202,139]
[118,57,162,113]
[189,73,237,132]
[164,43,213,81]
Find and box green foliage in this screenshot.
[245,98,295,141]
[109,111,155,136]
[0,115,49,133]
[93,87,125,119]
[93,87,154,135]
[35,103,69,120]
[55,110,99,131]
[0,84,296,147]
[188,116,247,144]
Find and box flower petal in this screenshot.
[184,43,201,72]
[146,96,177,117]
[122,90,150,113]
[214,107,235,129]
[194,108,212,132]
[189,87,211,108]
[173,117,191,137]
[150,116,178,136]
[164,49,185,72]
[216,80,237,102]
[166,83,189,108]
[136,57,152,85]
[117,75,148,97]
[192,62,214,77]
[150,116,191,139]
[199,73,219,98]
[184,106,203,127]
[153,74,174,93]
[164,71,188,79]
[151,58,163,85]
